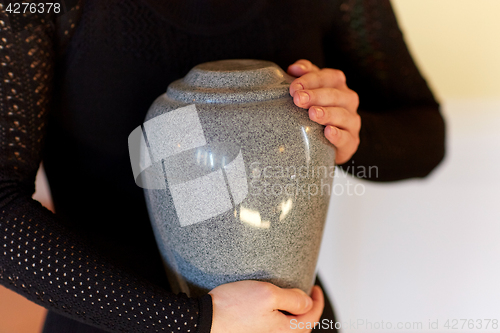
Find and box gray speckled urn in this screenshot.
[129,59,335,297]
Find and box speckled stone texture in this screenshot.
[140,60,335,297]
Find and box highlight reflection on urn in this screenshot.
[128,59,335,297]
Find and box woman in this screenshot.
[0,0,445,332]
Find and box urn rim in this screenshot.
[166,59,295,104]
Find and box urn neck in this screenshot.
[166,59,294,104]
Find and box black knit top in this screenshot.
[0,0,445,332]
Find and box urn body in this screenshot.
[130,60,335,296]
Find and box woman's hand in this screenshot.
[209,280,324,332]
[288,59,361,165]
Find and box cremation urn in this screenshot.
[128,59,335,297]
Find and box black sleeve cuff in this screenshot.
[197,293,213,333]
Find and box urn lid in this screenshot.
[166,59,294,104]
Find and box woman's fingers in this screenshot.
[309,106,361,131]
[290,68,347,96]
[273,287,314,315]
[288,66,359,112]
[307,105,361,164]
[286,59,361,165]
[210,280,324,333]
[325,125,360,164]
[287,59,321,78]
[293,87,359,110]
[289,286,325,331]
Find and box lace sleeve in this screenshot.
[326,0,446,181]
[0,2,212,332]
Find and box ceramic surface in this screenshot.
[128,59,335,296]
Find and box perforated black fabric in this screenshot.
[0,203,211,332]
[0,1,211,332]
[1,0,444,332]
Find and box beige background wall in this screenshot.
[391,0,500,100]
[317,2,500,332]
